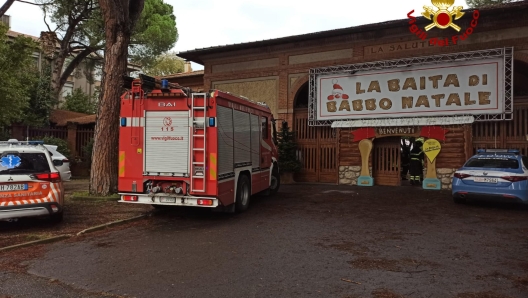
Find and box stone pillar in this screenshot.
[67,123,78,158]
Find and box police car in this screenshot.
[0,140,64,222]
[452,149,528,204]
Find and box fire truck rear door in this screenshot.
[144,111,190,176]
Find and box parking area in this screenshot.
[0,180,151,248]
[1,183,527,298]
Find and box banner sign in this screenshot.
[351,125,449,142]
[423,139,442,163]
[316,58,504,120]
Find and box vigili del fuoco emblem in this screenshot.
[422,0,465,32]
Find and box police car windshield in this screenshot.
[0,152,51,175]
[465,157,519,169]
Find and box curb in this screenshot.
[71,196,120,202]
[76,213,149,236]
[0,213,152,252]
[0,234,73,252]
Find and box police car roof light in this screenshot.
[1,139,44,146]
[477,149,519,154]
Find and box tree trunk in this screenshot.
[90,0,144,196]
[50,58,65,99]
[0,0,15,18]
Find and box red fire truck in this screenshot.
[117,75,280,212]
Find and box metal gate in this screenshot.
[294,109,337,183]
[373,137,401,186]
[472,97,528,156]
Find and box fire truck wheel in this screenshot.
[235,174,251,212]
[269,169,280,196]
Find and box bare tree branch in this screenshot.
[42,6,54,33]
[59,47,94,87]
[0,0,16,17]
[15,0,47,5]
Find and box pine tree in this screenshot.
[277,122,302,173]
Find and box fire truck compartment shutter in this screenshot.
[250,114,260,169]
[233,110,251,165]
[217,106,234,175]
[144,111,190,175]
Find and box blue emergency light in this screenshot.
[5,139,44,145]
[208,117,216,127]
[477,149,519,154]
[120,117,127,127]
[27,141,44,145]
[161,79,169,89]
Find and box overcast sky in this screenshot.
[6,0,469,71]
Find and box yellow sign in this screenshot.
[422,0,465,32]
[423,139,441,163]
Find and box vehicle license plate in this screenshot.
[474,177,498,183]
[160,197,176,203]
[0,184,28,192]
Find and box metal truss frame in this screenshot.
[308,47,514,126]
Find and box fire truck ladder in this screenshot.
[191,93,207,193]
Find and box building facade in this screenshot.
[174,2,528,188]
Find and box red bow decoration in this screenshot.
[420,126,449,141]
[351,127,376,142]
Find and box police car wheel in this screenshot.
[453,196,466,204]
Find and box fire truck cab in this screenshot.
[118,75,280,212]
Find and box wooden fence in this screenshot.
[25,126,68,140]
[472,97,528,156]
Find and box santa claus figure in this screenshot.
[327,81,349,100]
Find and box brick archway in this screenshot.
[290,75,309,108]
[291,76,338,184]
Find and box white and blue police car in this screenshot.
[452,149,528,204]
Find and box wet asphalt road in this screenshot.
[2,184,528,298]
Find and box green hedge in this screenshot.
[31,136,71,159]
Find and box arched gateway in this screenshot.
[293,82,338,183]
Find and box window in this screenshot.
[32,53,40,70]
[0,153,51,175]
[261,116,268,139]
[62,83,74,98]
[465,158,519,169]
